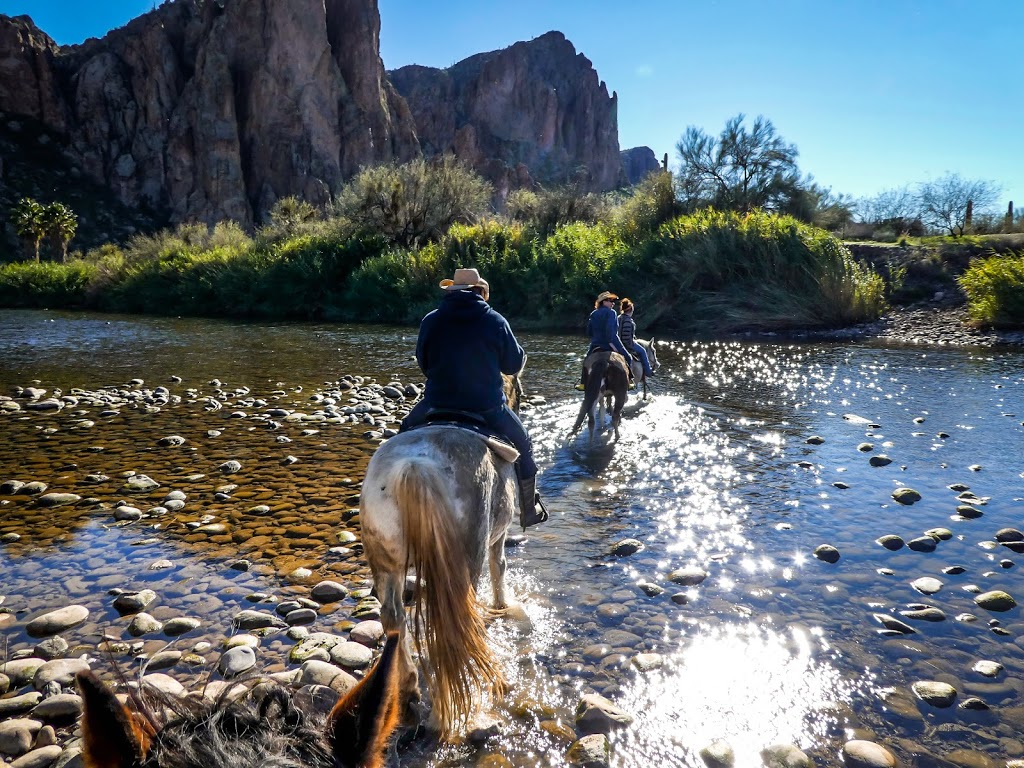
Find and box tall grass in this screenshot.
[0,260,97,307]
[958,252,1024,328]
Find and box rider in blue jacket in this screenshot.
[400,268,547,529]
[580,291,633,389]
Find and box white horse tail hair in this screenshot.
[392,457,506,736]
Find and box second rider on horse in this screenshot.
[399,267,548,530]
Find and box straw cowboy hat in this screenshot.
[596,291,619,302]
[439,267,489,291]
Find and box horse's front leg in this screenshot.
[488,533,509,610]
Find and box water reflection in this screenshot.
[1,310,1023,767]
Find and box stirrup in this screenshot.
[520,494,548,530]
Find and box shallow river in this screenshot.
[1,309,1023,768]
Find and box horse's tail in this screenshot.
[392,458,505,736]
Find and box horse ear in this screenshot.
[327,632,402,768]
[76,671,153,768]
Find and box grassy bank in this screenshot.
[0,209,887,334]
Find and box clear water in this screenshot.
[1,309,1023,767]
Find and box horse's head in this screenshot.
[647,338,660,372]
[77,634,403,768]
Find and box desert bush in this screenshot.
[958,252,1024,328]
[335,156,492,247]
[611,171,679,242]
[505,184,609,238]
[0,260,96,307]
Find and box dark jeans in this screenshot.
[399,400,537,479]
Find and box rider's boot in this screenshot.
[518,474,548,529]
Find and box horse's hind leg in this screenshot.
[488,533,509,610]
[375,569,419,705]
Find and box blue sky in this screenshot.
[3,0,1021,211]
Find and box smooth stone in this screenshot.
[975,590,1016,611]
[310,581,348,603]
[34,494,81,508]
[31,694,83,720]
[19,482,48,495]
[157,436,186,447]
[113,590,157,614]
[873,615,916,634]
[145,651,182,671]
[329,642,373,670]
[911,680,957,708]
[223,634,260,650]
[996,528,1024,542]
[0,694,43,717]
[842,739,896,768]
[32,639,68,661]
[298,661,357,694]
[10,745,62,768]
[127,613,162,637]
[2,660,45,687]
[667,566,707,586]
[957,505,984,519]
[911,577,943,595]
[899,607,946,622]
[26,606,89,637]
[959,697,990,711]
[814,544,840,563]
[907,537,937,553]
[760,744,812,768]
[892,487,921,504]
[869,455,892,467]
[218,460,242,474]
[575,694,635,734]
[610,539,644,556]
[124,475,160,492]
[699,739,735,768]
[113,506,142,521]
[349,621,384,647]
[219,646,256,678]
[876,535,904,551]
[567,734,610,768]
[0,480,26,494]
[233,610,286,630]
[148,560,174,570]
[805,436,825,445]
[631,653,664,673]
[34,659,90,690]
[0,719,42,756]
[285,608,317,626]
[163,618,201,636]
[973,660,1003,677]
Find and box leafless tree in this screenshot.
[917,173,1001,237]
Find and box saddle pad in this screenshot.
[427,424,520,464]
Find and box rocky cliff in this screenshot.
[620,146,660,186]
[389,31,624,197]
[0,0,418,227]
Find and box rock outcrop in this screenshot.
[390,31,623,197]
[620,146,660,186]
[0,0,418,227]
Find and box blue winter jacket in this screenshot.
[587,306,630,358]
[416,290,526,412]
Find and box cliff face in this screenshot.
[620,146,660,186]
[389,31,623,197]
[0,0,418,227]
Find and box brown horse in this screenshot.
[569,350,630,443]
[76,633,403,768]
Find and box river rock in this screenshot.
[10,745,62,768]
[310,581,348,603]
[906,537,937,552]
[34,493,81,508]
[218,460,242,474]
[996,528,1024,542]
[814,544,840,563]
[31,694,82,720]
[127,613,162,636]
[19,482,48,495]
[873,614,916,634]
[760,744,812,768]
[610,539,644,556]
[233,610,286,630]
[157,436,186,447]
[298,661,357,694]
[163,617,201,636]
[349,621,384,647]
[329,642,373,670]
[876,535,904,551]
[892,487,921,504]
[32,638,68,661]
[0,480,26,494]
[26,606,89,637]
[140,673,186,699]
[869,455,892,467]
[567,734,610,768]
[113,506,142,521]
[113,590,157,614]
[0,719,42,756]
[34,659,90,690]
[574,693,634,734]
[912,681,957,708]
[974,590,1016,611]
[667,566,707,586]
[973,660,1003,677]
[699,739,735,768]
[842,740,896,768]
[219,646,256,677]
[123,475,159,492]
[911,577,943,595]
[0,694,43,717]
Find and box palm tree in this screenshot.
[12,197,47,262]
[43,202,78,262]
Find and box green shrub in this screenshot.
[0,260,97,307]
[959,252,1024,328]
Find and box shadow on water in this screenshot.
[2,310,1024,766]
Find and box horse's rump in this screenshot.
[360,427,514,735]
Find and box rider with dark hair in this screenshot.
[618,298,655,378]
[400,267,548,529]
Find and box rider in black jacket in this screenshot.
[400,268,548,529]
